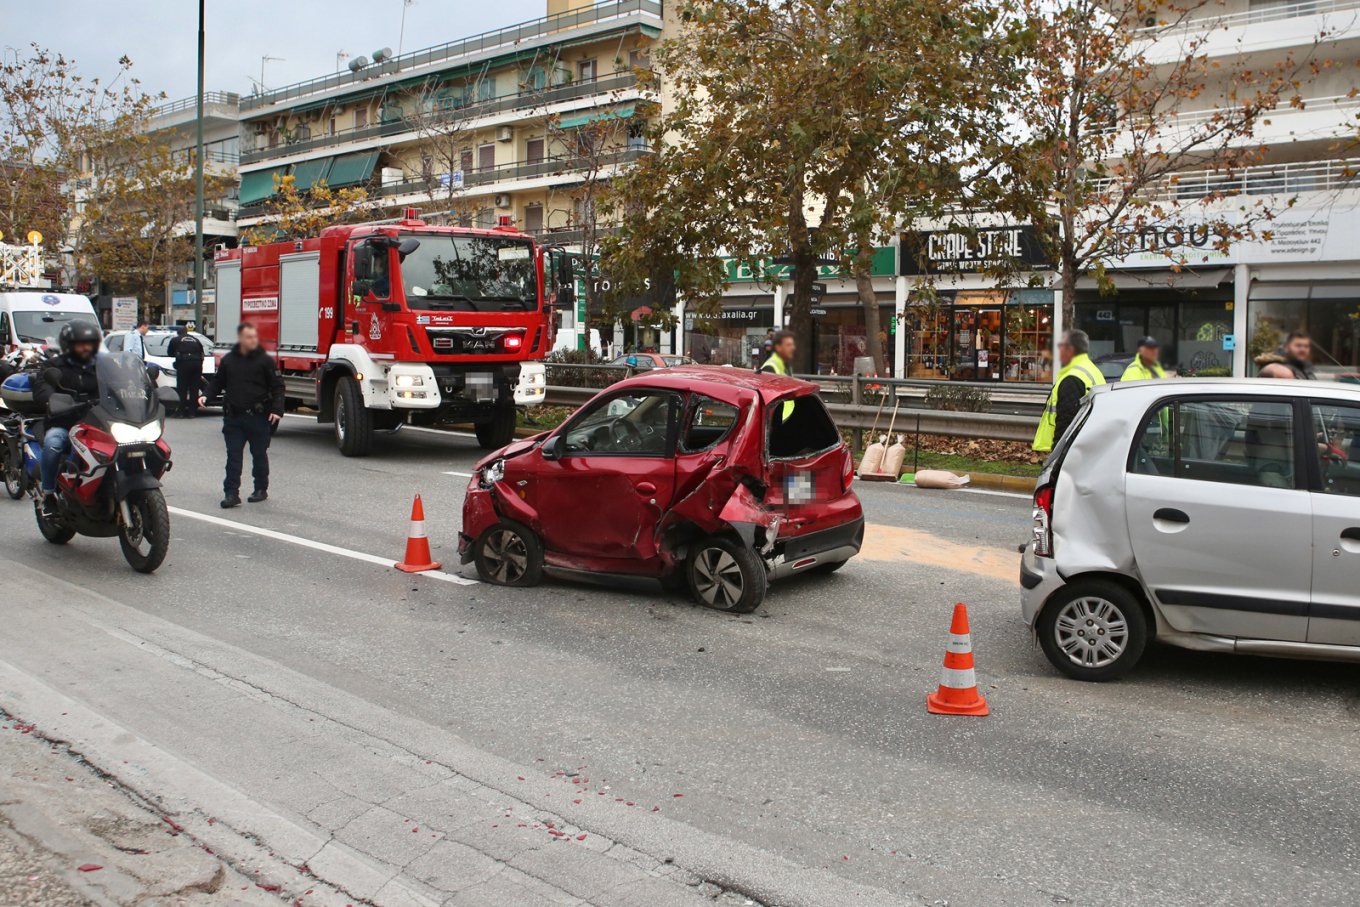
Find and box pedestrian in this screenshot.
[760,330,796,419]
[199,323,284,508]
[1120,337,1167,381]
[1033,329,1105,453]
[1258,363,1296,379]
[166,325,205,419]
[1255,330,1317,379]
[125,319,150,359]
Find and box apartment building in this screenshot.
[234,0,660,241]
[1071,0,1360,380]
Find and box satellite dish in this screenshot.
[348,56,368,72]
[372,47,393,63]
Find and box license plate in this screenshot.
[784,471,815,504]
[468,372,495,402]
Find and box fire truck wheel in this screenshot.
[334,376,374,457]
[475,405,517,450]
[473,519,543,586]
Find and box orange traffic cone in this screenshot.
[395,494,442,573]
[926,603,990,716]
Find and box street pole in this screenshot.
[192,0,206,331]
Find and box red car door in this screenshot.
[532,388,680,561]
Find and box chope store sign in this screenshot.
[901,226,1047,275]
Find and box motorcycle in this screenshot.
[36,352,178,573]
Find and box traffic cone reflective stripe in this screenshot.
[395,494,441,573]
[927,603,989,716]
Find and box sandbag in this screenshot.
[912,469,970,489]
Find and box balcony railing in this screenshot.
[235,147,651,219]
[1106,157,1360,200]
[1092,93,1359,135]
[240,0,662,112]
[240,72,641,166]
[150,91,240,118]
[1136,0,1360,35]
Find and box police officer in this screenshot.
[31,321,102,515]
[1033,329,1105,453]
[1120,337,1166,382]
[200,322,284,508]
[167,325,205,418]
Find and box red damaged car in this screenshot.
[459,367,864,612]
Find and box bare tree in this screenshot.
[407,73,489,224]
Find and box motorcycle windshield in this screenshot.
[96,352,158,425]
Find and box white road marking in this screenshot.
[825,667,852,673]
[443,471,475,477]
[954,487,1033,499]
[167,506,478,585]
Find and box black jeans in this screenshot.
[222,412,271,496]
[176,361,202,416]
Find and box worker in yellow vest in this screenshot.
[1120,336,1167,382]
[1033,329,1106,452]
[760,330,797,420]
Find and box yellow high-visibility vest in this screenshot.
[761,354,794,420]
[1033,353,1105,452]
[1120,358,1166,382]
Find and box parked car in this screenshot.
[1022,378,1360,680]
[608,353,695,371]
[461,367,864,612]
[1092,352,1136,382]
[103,329,217,400]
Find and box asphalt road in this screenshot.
[1,413,1358,907]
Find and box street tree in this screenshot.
[407,73,488,224]
[241,173,371,244]
[1005,0,1333,325]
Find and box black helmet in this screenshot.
[58,320,102,359]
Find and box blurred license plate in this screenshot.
[784,471,815,504]
[468,372,495,402]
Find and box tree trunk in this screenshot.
[1060,255,1078,341]
[854,244,886,375]
[786,184,817,374]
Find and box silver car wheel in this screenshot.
[1054,596,1129,668]
[483,528,528,584]
[693,546,744,609]
[335,393,347,444]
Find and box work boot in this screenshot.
[220,494,241,509]
[41,493,58,518]
[247,489,268,503]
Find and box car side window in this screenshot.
[0,312,9,344]
[1311,401,1360,497]
[105,333,124,352]
[562,390,675,457]
[1132,398,1295,488]
[680,395,739,453]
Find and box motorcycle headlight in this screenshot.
[110,421,163,445]
[480,459,505,487]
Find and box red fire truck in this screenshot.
[213,210,571,455]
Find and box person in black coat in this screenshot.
[166,326,206,419]
[200,322,285,508]
[31,321,102,513]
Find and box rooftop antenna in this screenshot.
[399,0,417,56]
[336,49,350,72]
[260,54,284,92]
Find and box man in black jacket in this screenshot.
[31,321,103,515]
[200,322,284,508]
[166,326,205,419]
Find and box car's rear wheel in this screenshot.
[687,536,766,613]
[473,519,543,587]
[1038,579,1148,681]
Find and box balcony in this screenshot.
[1137,0,1360,35]
[151,91,241,118]
[1105,157,1360,200]
[240,72,642,167]
[240,0,662,113]
[1137,0,1360,64]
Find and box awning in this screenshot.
[289,157,334,191]
[327,151,380,187]
[238,166,287,205]
[1076,267,1232,291]
[630,305,653,322]
[556,104,636,130]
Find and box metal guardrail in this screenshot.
[241,0,661,112]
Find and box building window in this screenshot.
[627,123,647,151]
[474,207,494,228]
[477,77,496,102]
[1249,290,1360,378]
[524,205,544,233]
[525,138,544,164]
[328,117,336,136]
[294,124,311,142]
[579,59,597,82]
[478,144,496,171]
[906,290,1053,382]
[459,149,473,173]
[629,49,652,71]
[355,108,368,129]
[522,67,547,92]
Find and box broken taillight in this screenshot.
[1032,485,1054,557]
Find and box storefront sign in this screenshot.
[900,225,1047,275]
[724,247,896,283]
[686,307,773,330]
[111,297,138,331]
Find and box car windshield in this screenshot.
[96,352,158,424]
[399,235,538,312]
[14,311,95,346]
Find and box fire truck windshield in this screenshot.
[399,235,538,312]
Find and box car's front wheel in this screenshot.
[1038,579,1148,681]
[473,519,543,587]
[687,536,766,613]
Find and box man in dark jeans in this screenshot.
[200,322,284,508]
[167,326,205,418]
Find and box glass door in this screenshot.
[952,307,1003,380]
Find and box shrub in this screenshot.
[924,384,992,413]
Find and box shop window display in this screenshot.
[1249,294,1360,379]
[906,290,1052,383]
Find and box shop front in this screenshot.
[904,289,1054,383]
[804,295,896,375]
[1074,286,1237,375]
[684,300,774,367]
[1248,284,1360,380]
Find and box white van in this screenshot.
[0,291,103,354]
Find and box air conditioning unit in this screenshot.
[253,122,269,135]
[496,125,514,142]
[493,194,511,208]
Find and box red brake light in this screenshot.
[1032,486,1054,557]
[502,333,523,351]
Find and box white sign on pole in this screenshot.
[111,297,139,331]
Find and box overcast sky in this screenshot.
[3,0,549,104]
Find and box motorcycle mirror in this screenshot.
[43,367,64,391]
[396,238,420,259]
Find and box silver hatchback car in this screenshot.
[1021,378,1360,680]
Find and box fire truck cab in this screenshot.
[215,210,570,455]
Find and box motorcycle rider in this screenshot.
[31,321,102,516]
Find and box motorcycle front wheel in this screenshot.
[3,448,25,499]
[119,488,170,573]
